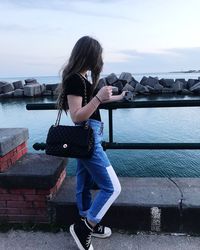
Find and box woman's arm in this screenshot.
[67,86,113,123]
[101,91,127,103]
[67,95,101,123]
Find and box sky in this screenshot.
[0,0,200,77]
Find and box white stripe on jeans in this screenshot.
[96,165,121,220]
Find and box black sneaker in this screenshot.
[80,217,112,238]
[92,223,112,238]
[70,218,94,250]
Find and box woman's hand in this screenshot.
[96,86,113,102]
[120,91,128,100]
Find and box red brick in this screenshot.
[21,208,47,216]
[0,143,27,171]
[0,215,7,220]
[10,189,36,195]
[7,214,35,222]
[35,208,47,216]
[0,153,9,162]
[5,208,21,215]
[0,201,6,208]
[10,154,20,164]
[7,158,12,168]
[21,208,37,215]
[21,148,28,154]
[7,215,48,223]
[33,201,47,208]
[24,195,46,201]
[36,190,50,195]
[0,209,7,214]
[7,201,33,208]
[0,194,24,201]
[16,142,26,151]
[49,169,66,195]
[0,161,8,172]
[12,148,18,154]
[0,188,8,194]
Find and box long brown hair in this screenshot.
[57,36,103,110]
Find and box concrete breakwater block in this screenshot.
[0,91,14,98]
[0,82,8,93]
[24,84,41,96]
[46,84,59,91]
[159,79,175,88]
[172,81,184,92]
[119,72,133,83]
[190,82,200,93]
[188,79,199,89]
[113,80,124,92]
[96,78,107,91]
[142,77,159,88]
[1,83,14,93]
[175,78,187,88]
[25,78,38,85]
[14,89,24,97]
[135,82,149,93]
[43,90,52,96]
[1,72,200,99]
[106,73,118,85]
[122,83,134,92]
[13,80,24,89]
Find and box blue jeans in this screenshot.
[75,119,121,224]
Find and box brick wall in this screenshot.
[0,169,66,223]
[0,142,27,172]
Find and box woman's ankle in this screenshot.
[87,218,96,228]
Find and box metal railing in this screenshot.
[26,99,200,150]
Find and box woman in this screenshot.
[57,36,126,250]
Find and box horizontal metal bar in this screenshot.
[26,99,200,110]
[102,142,200,150]
[26,103,57,110]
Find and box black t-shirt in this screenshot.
[64,73,101,121]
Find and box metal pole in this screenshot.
[108,109,113,143]
[102,142,200,150]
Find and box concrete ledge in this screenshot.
[171,178,200,208]
[49,177,200,232]
[50,177,181,207]
[0,128,29,156]
[0,153,67,189]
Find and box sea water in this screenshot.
[0,72,200,177]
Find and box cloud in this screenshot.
[0,23,62,33]
[1,0,135,22]
[104,47,200,73]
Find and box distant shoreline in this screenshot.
[170,70,200,74]
[0,71,200,80]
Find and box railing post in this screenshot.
[108,109,113,143]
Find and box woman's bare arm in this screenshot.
[67,95,101,123]
[67,86,124,123]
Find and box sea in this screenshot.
[1,72,200,177]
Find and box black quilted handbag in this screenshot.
[45,74,94,158]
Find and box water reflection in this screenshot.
[1,96,200,177]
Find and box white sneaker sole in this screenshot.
[92,227,112,238]
[92,231,112,238]
[70,224,94,250]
